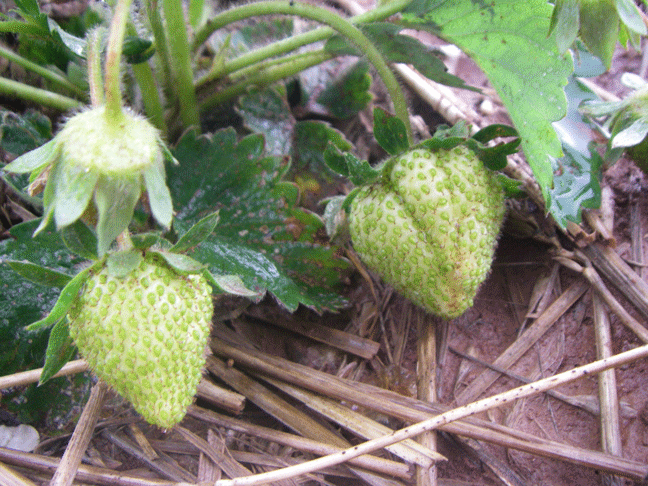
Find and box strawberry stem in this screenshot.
[193,0,413,144]
[86,28,105,107]
[104,0,134,122]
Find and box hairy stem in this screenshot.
[104,0,134,121]
[0,45,86,99]
[86,28,105,107]
[194,0,412,142]
[0,77,81,111]
[162,0,200,127]
[199,50,331,110]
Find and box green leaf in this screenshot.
[579,0,619,69]
[327,22,478,91]
[171,211,220,254]
[238,86,295,156]
[60,220,98,261]
[373,107,409,155]
[614,0,646,35]
[2,138,59,174]
[47,19,85,57]
[168,128,349,312]
[26,265,91,331]
[0,220,90,425]
[0,109,53,156]
[548,143,602,226]
[402,0,573,208]
[4,260,71,288]
[317,60,372,119]
[291,120,353,174]
[122,35,156,64]
[39,317,75,385]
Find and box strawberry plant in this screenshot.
[0,0,639,435]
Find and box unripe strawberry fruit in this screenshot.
[68,254,213,429]
[349,146,505,319]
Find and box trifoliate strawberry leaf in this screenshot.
[168,128,349,312]
[402,0,573,218]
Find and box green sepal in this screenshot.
[323,144,380,185]
[54,162,99,229]
[131,232,172,251]
[94,175,141,256]
[4,260,72,288]
[33,160,61,236]
[106,250,143,278]
[143,160,173,229]
[203,270,264,298]
[373,107,409,156]
[39,317,76,385]
[60,220,98,261]
[611,117,648,148]
[321,195,350,244]
[472,124,519,144]
[2,138,59,174]
[26,264,94,331]
[151,250,206,274]
[171,211,220,254]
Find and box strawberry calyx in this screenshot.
[3,105,177,255]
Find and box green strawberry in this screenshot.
[68,252,213,429]
[349,145,505,319]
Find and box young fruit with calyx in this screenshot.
[14,213,262,429]
[2,105,176,256]
[324,116,516,319]
[347,142,507,319]
[69,251,213,429]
